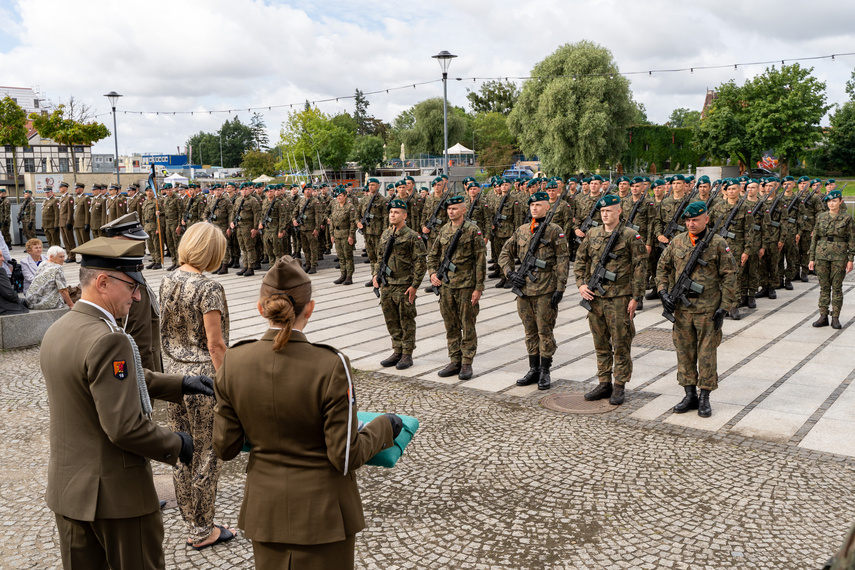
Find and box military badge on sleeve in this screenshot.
[112,360,128,380]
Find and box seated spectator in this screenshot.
[0,233,11,277]
[0,262,28,315]
[25,246,74,310]
[20,238,44,293]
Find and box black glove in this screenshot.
[550,290,564,309]
[507,271,526,289]
[659,290,676,314]
[176,431,194,464]
[66,223,73,230]
[385,413,403,439]
[713,308,727,331]
[28,223,34,231]
[84,224,90,232]
[182,375,214,396]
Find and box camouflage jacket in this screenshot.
[490,191,520,238]
[294,196,323,232]
[654,193,692,240]
[798,192,822,235]
[549,199,574,237]
[574,225,647,299]
[708,200,756,254]
[499,221,570,296]
[141,197,164,227]
[376,225,427,289]
[400,191,424,233]
[574,193,604,235]
[809,211,855,263]
[162,194,182,221]
[464,194,492,241]
[203,195,233,227]
[0,196,10,225]
[421,193,450,231]
[656,229,738,314]
[357,192,388,235]
[19,197,36,225]
[621,196,654,246]
[328,200,357,239]
[232,195,261,228]
[427,220,487,291]
[260,197,281,233]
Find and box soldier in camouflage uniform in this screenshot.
[41,186,61,247]
[657,201,737,418]
[0,188,11,246]
[177,185,201,237]
[375,198,427,370]
[318,184,333,256]
[759,178,790,298]
[427,195,487,380]
[797,176,823,282]
[573,174,607,243]
[778,177,801,290]
[421,177,450,245]
[328,186,357,285]
[500,191,570,391]
[489,179,521,288]
[18,189,36,241]
[230,184,261,277]
[809,190,855,329]
[708,179,754,319]
[259,186,283,265]
[287,184,302,259]
[203,184,232,274]
[545,180,573,236]
[575,194,647,404]
[357,178,388,286]
[72,182,92,246]
[464,181,492,243]
[397,178,424,234]
[292,185,324,274]
[141,186,164,269]
[744,178,773,303]
[621,177,654,310]
[160,184,180,270]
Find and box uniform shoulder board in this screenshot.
[230,339,258,349]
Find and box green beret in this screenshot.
[597,194,621,209]
[553,176,564,182]
[545,181,558,189]
[697,175,711,185]
[671,174,685,182]
[812,178,822,185]
[387,198,407,210]
[163,183,172,189]
[783,176,795,182]
[685,175,695,182]
[651,179,666,188]
[798,176,810,183]
[394,180,405,187]
[631,176,644,185]
[724,179,741,189]
[528,191,549,204]
[440,174,448,180]
[368,177,379,184]
[404,176,414,182]
[827,179,836,184]
[582,177,591,183]
[446,195,465,206]
[568,177,578,183]
[616,176,630,184]
[503,178,513,185]
[590,174,604,182]
[682,201,708,219]
[333,187,346,197]
[823,190,842,202]
[463,177,474,184]
[746,178,759,185]
[432,177,443,186]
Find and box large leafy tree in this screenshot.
[352,135,385,174]
[0,96,29,198]
[466,80,520,116]
[29,104,110,184]
[507,41,636,173]
[827,102,855,174]
[276,106,356,172]
[186,117,254,168]
[696,64,829,174]
[393,98,468,156]
[668,107,702,129]
[250,112,269,151]
[471,112,514,152]
[241,150,277,179]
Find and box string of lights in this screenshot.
[89,51,853,119]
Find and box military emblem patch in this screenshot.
[112,360,128,380]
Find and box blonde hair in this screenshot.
[259,283,312,351]
[177,222,226,272]
[25,238,42,253]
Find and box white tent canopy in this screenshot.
[444,143,474,155]
[164,173,188,184]
[253,174,274,183]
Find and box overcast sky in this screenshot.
[1,0,853,158]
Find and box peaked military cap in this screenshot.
[73,237,146,285]
[101,211,149,240]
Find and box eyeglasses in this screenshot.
[107,275,140,295]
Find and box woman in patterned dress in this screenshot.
[159,222,235,550]
[24,246,74,309]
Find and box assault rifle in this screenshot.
[434,224,466,296]
[625,196,646,232]
[662,215,725,323]
[512,186,570,298]
[373,227,397,298]
[766,190,786,229]
[231,196,245,227]
[294,197,311,227]
[784,189,805,225]
[206,196,221,223]
[422,186,454,241]
[575,194,604,244]
[717,193,747,240]
[491,190,511,230]
[465,189,483,222]
[748,192,770,231]
[658,187,699,249]
[579,226,622,311]
[181,195,194,226]
[357,191,379,235]
[259,198,276,230]
[705,181,721,208]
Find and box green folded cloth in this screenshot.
[358,412,419,468]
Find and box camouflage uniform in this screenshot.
[41,194,61,247]
[401,191,424,234]
[809,211,855,318]
[761,192,790,291]
[464,192,492,242]
[358,191,389,275]
[295,195,323,270]
[709,199,755,300]
[203,194,233,267]
[427,220,487,365]
[329,199,357,278]
[798,191,822,277]
[377,225,427,356]
[260,195,284,263]
[499,220,570,359]
[421,191,450,245]
[232,193,261,270]
[548,199,574,237]
[162,192,182,264]
[778,192,802,283]
[489,190,521,270]
[288,191,302,258]
[574,226,647,384]
[18,195,36,241]
[0,194,11,244]
[141,196,164,264]
[656,229,737,391]
[573,193,605,239]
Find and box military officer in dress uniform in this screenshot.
[42,186,61,247]
[73,182,92,246]
[657,202,737,418]
[427,195,487,380]
[127,184,144,224]
[58,182,76,256]
[105,184,127,224]
[0,187,11,246]
[89,184,106,239]
[41,237,214,570]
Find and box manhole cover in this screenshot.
[540,393,617,414]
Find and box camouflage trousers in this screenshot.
[365,233,381,274]
[815,259,846,317]
[213,224,231,265]
[334,236,354,275]
[228,228,240,264]
[280,227,292,256]
[648,245,663,288]
[237,226,258,268]
[438,286,480,364]
[492,235,510,265]
[144,224,163,263]
[300,230,319,268]
[759,246,780,289]
[262,229,283,265]
[516,293,558,358]
[21,223,36,242]
[380,284,417,354]
[164,219,179,261]
[779,237,799,281]
[165,361,223,543]
[672,309,722,391]
[729,244,749,296]
[798,229,814,274]
[291,227,301,257]
[586,296,635,384]
[0,222,10,245]
[44,226,61,248]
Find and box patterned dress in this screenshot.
[159,269,229,543]
[24,262,67,310]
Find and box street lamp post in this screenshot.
[104,91,122,186]
[432,50,457,181]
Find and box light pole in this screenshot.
[104,91,122,186]
[432,50,457,180]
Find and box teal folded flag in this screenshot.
[357,412,419,468]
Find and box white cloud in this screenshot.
[1,0,852,156]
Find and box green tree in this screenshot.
[331,112,358,135]
[276,106,356,172]
[185,131,220,166]
[478,142,516,176]
[471,112,514,152]
[827,101,855,174]
[668,107,702,129]
[394,98,468,156]
[466,79,520,115]
[218,117,254,168]
[507,41,636,173]
[352,135,385,174]
[241,150,277,179]
[29,104,110,184]
[354,89,372,135]
[696,64,829,174]
[0,96,29,198]
[250,112,269,151]
[631,100,651,125]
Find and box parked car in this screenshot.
[502,168,533,180]
[748,168,774,179]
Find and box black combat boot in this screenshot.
[294,252,301,259]
[495,278,506,288]
[747,295,756,309]
[813,314,829,327]
[380,352,402,367]
[459,364,473,380]
[343,274,353,285]
[151,263,162,270]
[487,270,501,279]
[145,262,156,269]
[333,274,346,284]
[738,296,748,308]
[236,266,247,276]
[644,289,659,301]
[799,269,809,282]
[243,267,255,277]
[167,264,179,271]
[832,316,842,330]
[307,267,317,274]
[698,389,712,418]
[609,383,625,405]
[537,357,552,390]
[784,278,793,291]
[767,287,777,299]
[215,262,228,275]
[253,262,261,270]
[516,355,540,386]
[584,382,612,401]
[230,260,240,268]
[437,362,462,377]
[396,354,413,370]
[361,251,368,257]
[756,287,769,298]
[673,386,699,413]
[424,285,435,293]
[729,308,741,320]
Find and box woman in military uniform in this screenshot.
[809,190,855,329]
[213,256,401,570]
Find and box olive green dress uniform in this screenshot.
[203,194,233,267]
[574,225,647,385]
[329,199,358,280]
[162,192,182,264]
[295,195,324,270]
[42,194,61,247]
[427,220,487,366]
[809,210,855,319]
[0,193,11,244]
[233,193,262,270]
[59,189,76,254]
[105,193,127,224]
[358,191,389,275]
[377,224,427,357]
[142,196,164,265]
[656,228,737,391]
[19,194,37,241]
[500,218,570,360]
[41,300,187,570]
[127,191,144,227]
[260,195,284,263]
[89,188,106,239]
[73,191,92,246]
[213,329,395,570]
[709,199,755,303]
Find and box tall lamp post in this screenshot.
[432,50,457,180]
[104,91,122,186]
